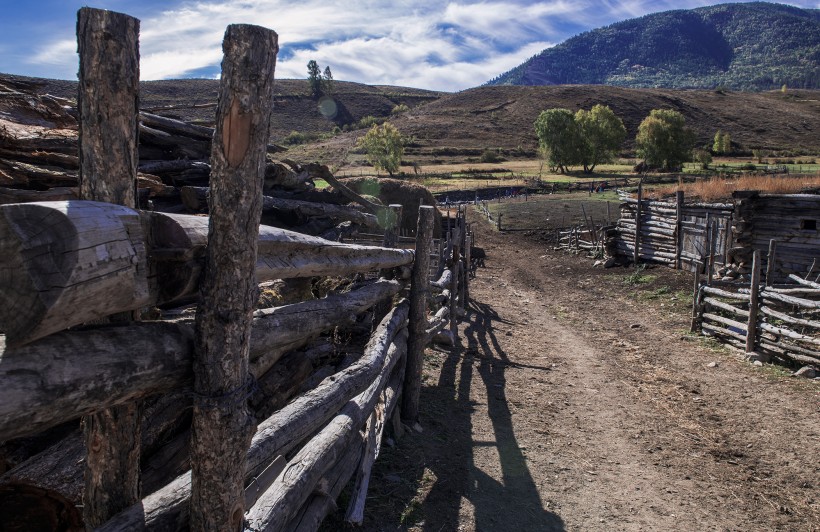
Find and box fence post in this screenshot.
[190,24,278,531]
[675,190,684,270]
[497,213,503,231]
[746,249,761,353]
[690,266,703,333]
[77,7,141,526]
[633,181,643,265]
[372,204,403,329]
[708,219,718,285]
[765,239,777,286]
[402,205,435,423]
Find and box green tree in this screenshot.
[575,104,626,173]
[322,66,334,95]
[534,108,583,173]
[307,60,322,97]
[721,132,732,154]
[635,109,695,171]
[693,148,712,169]
[713,130,725,154]
[356,123,404,177]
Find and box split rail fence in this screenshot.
[692,249,820,367]
[0,8,474,531]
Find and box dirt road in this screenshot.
[330,216,820,531]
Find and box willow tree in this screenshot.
[357,123,404,177]
[575,104,626,173]
[635,109,695,170]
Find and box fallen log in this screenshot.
[0,201,413,346]
[97,302,409,531]
[0,158,78,188]
[0,279,402,441]
[0,186,77,205]
[180,185,378,229]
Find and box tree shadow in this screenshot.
[419,298,565,531]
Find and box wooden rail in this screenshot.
[693,246,820,367]
[0,8,474,531]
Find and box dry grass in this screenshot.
[660,174,820,201]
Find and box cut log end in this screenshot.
[0,483,84,531]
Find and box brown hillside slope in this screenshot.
[296,85,820,166]
[5,74,817,167]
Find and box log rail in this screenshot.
[0,7,474,531]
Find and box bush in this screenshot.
[480,149,505,163]
[391,104,410,115]
[283,130,309,145]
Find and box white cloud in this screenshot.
[19,0,820,90]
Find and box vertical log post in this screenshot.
[464,233,472,303]
[77,7,141,526]
[402,206,435,423]
[497,213,503,231]
[190,24,278,531]
[708,219,718,285]
[765,239,777,287]
[633,181,643,265]
[746,250,762,353]
[449,233,461,335]
[675,190,684,269]
[372,204,403,329]
[690,266,703,333]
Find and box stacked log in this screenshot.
[612,191,733,272]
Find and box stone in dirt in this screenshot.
[707,362,719,368]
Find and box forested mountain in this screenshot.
[488,2,820,90]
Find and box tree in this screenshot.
[721,131,732,154]
[693,148,712,169]
[322,66,334,95]
[635,109,695,171]
[307,60,322,97]
[356,123,404,177]
[713,130,725,154]
[574,104,626,173]
[534,108,583,173]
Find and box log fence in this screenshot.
[0,8,473,531]
[692,248,820,367]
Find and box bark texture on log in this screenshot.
[402,206,435,422]
[0,202,412,347]
[189,24,278,531]
[77,7,139,207]
[77,8,142,527]
[96,301,408,531]
[246,328,408,531]
[0,279,400,442]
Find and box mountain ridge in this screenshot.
[488,2,820,91]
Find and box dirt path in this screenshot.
[331,216,820,531]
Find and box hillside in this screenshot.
[0,74,443,141]
[488,2,820,91]
[293,85,820,165]
[4,73,818,169]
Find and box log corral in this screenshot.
[0,8,476,532]
[611,188,820,370]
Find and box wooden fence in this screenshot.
[692,250,820,367]
[0,8,474,531]
[610,189,820,283]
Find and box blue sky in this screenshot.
[0,1,817,91]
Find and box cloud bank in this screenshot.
[16,0,820,91]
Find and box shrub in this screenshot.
[480,149,504,163]
[391,103,410,115]
[283,130,309,145]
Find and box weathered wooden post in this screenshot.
[746,249,761,353]
[633,181,643,265]
[372,204,403,329]
[402,205,435,423]
[707,219,718,285]
[77,7,141,526]
[190,24,278,531]
[690,266,703,333]
[765,239,777,286]
[675,190,684,269]
[497,213,503,231]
